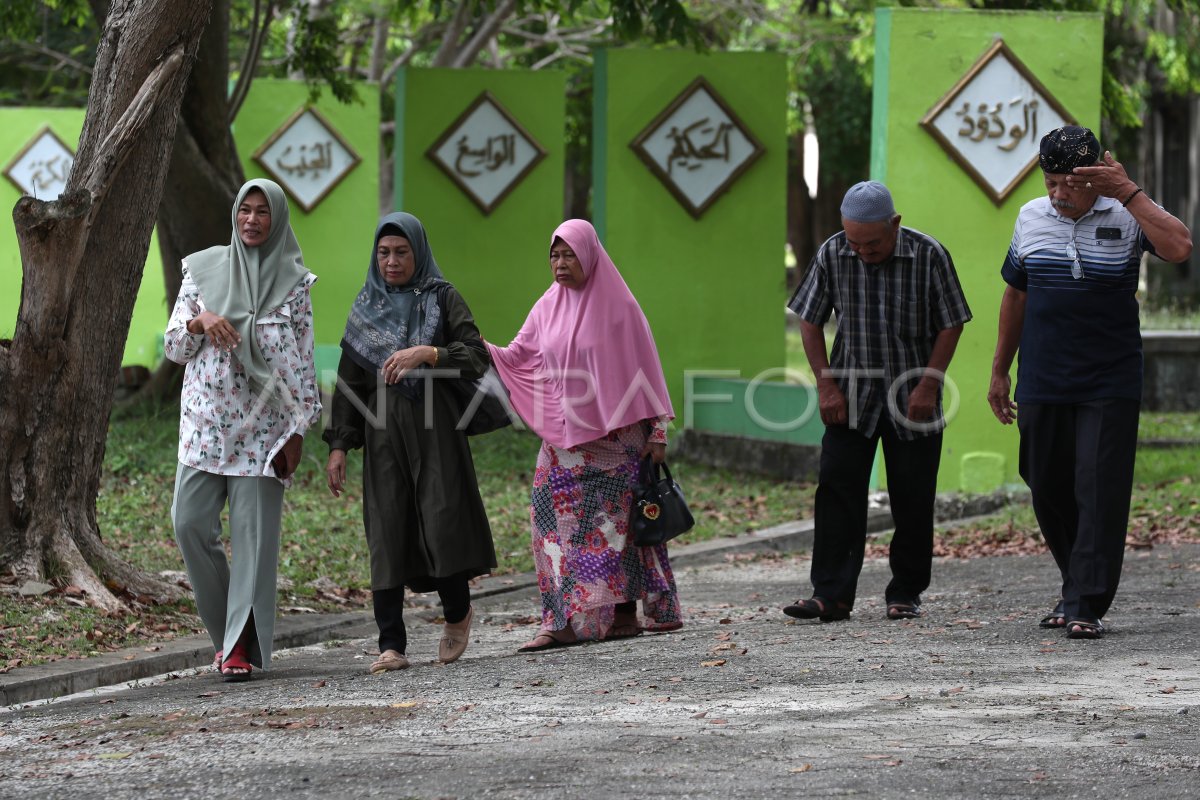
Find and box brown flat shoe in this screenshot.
[438,606,474,664]
[370,649,411,674]
[517,628,580,653]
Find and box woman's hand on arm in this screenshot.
[326,449,347,497]
[187,311,241,351]
[381,346,438,384]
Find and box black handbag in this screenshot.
[629,456,695,547]
[435,284,517,436]
[446,367,517,436]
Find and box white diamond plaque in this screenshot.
[4,127,74,199]
[252,107,360,213]
[921,40,1075,205]
[630,77,765,219]
[426,91,547,216]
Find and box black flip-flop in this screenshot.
[1039,600,1067,629]
[1065,618,1105,640]
[886,601,922,620]
[783,597,851,622]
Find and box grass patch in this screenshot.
[6,407,1195,668]
[3,408,813,668]
[1139,411,1200,441]
[1139,306,1200,330]
[931,424,1200,557]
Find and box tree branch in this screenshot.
[380,24,442,89]
[368,13,389,81]
[10,41,94,75]
[431,0,472,67]
[228,0,274,122]
[81,46,187,203]
[450,0,518,69]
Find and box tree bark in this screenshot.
[0,0,212,610]
[123,0,242,406]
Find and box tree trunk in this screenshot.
[0,0,212,610]
[125,0,242,406]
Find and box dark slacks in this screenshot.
[810,418,943,608]
[1017,398,1139,620]
[373,575,471,655]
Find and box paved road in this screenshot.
[2,541,1197,799]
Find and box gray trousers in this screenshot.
[172,464,284,669]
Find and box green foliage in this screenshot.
[288,4,361,105]
[610,0,703,47]
[0,0,97,107]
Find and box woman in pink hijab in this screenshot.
[487,219,683,651]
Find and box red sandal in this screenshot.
[220,642,253,682]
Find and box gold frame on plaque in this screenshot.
[3,126,75,197]
[629,76,765,219]
[252,106,362,213]
[920,40,1077,206]
[425,90,548,216]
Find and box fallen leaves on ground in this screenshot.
[875,499,1200,562]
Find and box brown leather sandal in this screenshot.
[517,628,581,653]
[369,649,411,673]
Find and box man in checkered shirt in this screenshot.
[783,181,972,624]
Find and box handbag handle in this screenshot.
[639,454,673,483]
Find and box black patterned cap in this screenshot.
[1039,125,1100,173]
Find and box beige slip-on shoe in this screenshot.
[438,605,474,664]
[370,649,410,674]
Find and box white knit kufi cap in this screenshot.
[840,181,895,223]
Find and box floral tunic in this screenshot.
[531,416,682,641]
[165,265,321,480]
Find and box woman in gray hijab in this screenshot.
[324,212,496,673]
[165,179,321,682]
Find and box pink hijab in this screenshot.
[486,219,674,450]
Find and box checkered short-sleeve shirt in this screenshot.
[788,226,972,440]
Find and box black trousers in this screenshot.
[810,419,943,608]
[373,575,471,655]
[1018,398,1139,620]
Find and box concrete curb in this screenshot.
[1,610,370,707]
[1,508,895,707]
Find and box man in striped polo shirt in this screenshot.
[784,181,972,624]
[988,125,1193,640]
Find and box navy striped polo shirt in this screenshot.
[1001,195,1153,403]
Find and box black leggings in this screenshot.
[372,575,471,655]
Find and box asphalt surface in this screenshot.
[1,517,1197,799]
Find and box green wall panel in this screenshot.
[235,78,380,376]
[395,68,566,345]
[594,49,788,421]
[687,376,823,445]
[874,8,1103,490]
[1,107,167,367]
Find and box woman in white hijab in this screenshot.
[164,179,321,682]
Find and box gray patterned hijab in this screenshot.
[186,179,310,414]
[341,212,448,392]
